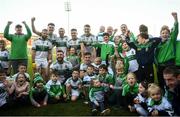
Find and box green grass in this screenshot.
[0,99,137,116]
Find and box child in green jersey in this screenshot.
[122,72,138,109]
[30,73,48,107]
[46,71,66,103]
[156,12,178,89]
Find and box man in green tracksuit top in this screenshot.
[155,12,178,89]
[4,21,32,73]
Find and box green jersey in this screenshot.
[155,21,179,64]
[176,40,180,66]
[46,80,65,97]
[93,41,115,61]
[4,23,32,60]
[122,83,138,96]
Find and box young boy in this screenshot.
[89,79,110,116]
[0,40,10,75]
[126,32,161,83]
[0,69,9,109]
[11,63,30,82]
[82,64,96,104]
[92,33,115,64]
[156,12,178,89]
[30,73,48,107]
[65,69,82,101]
[96,64,114,88]
[46,71,66,103]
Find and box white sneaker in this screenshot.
[101,108,111,116]
[83,101,89,105]
[92,109,98,115]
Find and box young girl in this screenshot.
[122,72,138,109]
[46,71,66,103]
[130,81,148,116]
[30,73,48,107]
[0,40,10,75]
[7,73,30,106]
[65,47,80,69]
[147,83,174,116]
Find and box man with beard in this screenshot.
[49,50,72,85]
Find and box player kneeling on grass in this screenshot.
[30,73,48,107]
[65,69,82,101]
[89,79,110,116]
[46,71,66,103]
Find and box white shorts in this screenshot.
[35,58,48,69]
[71,89,80,97]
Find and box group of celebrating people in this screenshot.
[0,12,180,116]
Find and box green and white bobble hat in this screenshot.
[33,72,44,84]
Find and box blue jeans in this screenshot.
[92,101,105,112]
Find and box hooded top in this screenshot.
[33,73,44,84]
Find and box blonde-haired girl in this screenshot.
[147,83,174,116]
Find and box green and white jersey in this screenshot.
[80,34,96,53]
[120,48,139,72]
[65,54,80,69]
[46,80,64,97]
[32,38,52,59]
[48,34,58,46]
[0,82,8,107]
[67,38,81,54]
[83,74,96,87]
[50,60,73,83]
[147,97,173,115]
[89,86,105,103]
[96,32,104,42]
[96,73,114,85]
[65,77,82,90]
[0,50,9,69]
[55,36,69,56]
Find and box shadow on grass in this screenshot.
[0,99,138,116]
